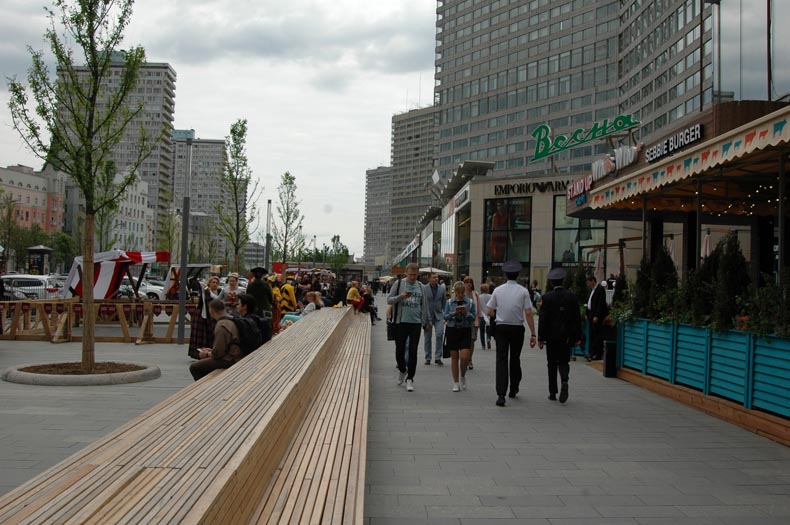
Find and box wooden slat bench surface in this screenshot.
[250,313,370,525]
[0,307,369,525]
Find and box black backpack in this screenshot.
[231,315,263,356]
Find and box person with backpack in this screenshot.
[538,268,582,404]
[236,294,270,352]
[189,299,243,381]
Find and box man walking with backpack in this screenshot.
[190,299,243,381]
[538,268,582,403]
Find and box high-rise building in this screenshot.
[433,0,713,176]
[414,0,715,284]
[64,54,177,247]
[389,106,436,261]
[172,129,228,261]
[363,166,392,266]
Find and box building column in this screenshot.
[682,211,698,277]
[750,215,774,287]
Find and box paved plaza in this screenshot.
[0,300,789,523]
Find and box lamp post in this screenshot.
[312,235,317,269]
[177,137,192,345]
[264,199,272,270]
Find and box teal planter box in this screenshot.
[621,319,790,419]
[753,336,790,417]
[675,324,707,390]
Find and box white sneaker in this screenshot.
[397,371,406,385]
[406,379,414,392]
[460,377,467,390]
[452,383,460,392]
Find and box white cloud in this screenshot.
[0,0,437,257]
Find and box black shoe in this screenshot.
[548,393,557,401]
[559,383,569,403]
[468,362,474,370]
[508,388,518,399]
[435,360,443,366]
[424,359,431,365]
[496,396,506,407]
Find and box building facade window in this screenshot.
[553,195,605,269]
[483,197,531,278]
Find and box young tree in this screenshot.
[215,119,259,272]
[94,163,121,251]
[0,192,16,272]
[7,0,159,371]
[156,208,179,258]
[327,235,350,278]
[52,231,77,273]
[272,171,305,267]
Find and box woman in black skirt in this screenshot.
[443,281,476,392]
[189,275,221,359]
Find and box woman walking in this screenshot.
[463,277,481,370]
[444,281,476,392]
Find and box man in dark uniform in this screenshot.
[585,275,609,360]
[245,267,274,326]
[538,268,582,403]
[486,260,536,407]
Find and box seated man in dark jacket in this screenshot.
[190,299,243,381]
[237,293,272,347]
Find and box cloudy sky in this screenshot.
[0,0,437,257]
[0,1,788,258]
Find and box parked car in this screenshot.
[1,275,62,300]
[120,277,165,300]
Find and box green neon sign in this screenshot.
[531,114,641,161]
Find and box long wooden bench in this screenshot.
[0,307,370,524]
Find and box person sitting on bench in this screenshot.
[190,299,242,381]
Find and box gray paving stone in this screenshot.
[364,305,790,522]
[427,504,515,518]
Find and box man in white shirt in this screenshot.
[486,260,536,407]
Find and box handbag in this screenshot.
[442,329,451,359]
[386,320,397,341]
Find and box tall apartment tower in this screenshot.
[65,54,177,247]
[363,166,393,266]
[389,106,436,261]
[433,0,713,179]
[617,1,714,144]
[172,129,228,258]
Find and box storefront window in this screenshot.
[553,196,606,268]
[483,197,532,281]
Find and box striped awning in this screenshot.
[589,105,790,209]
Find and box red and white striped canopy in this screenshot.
[62,250,170,299]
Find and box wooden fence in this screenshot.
[0,299,199,344]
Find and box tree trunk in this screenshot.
[82,213,96,372]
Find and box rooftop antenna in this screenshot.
[418,72,422,107]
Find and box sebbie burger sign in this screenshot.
[645,123,703,163]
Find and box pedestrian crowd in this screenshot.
[187,267,381,381]
[387,261,587,407]
[186,260,605,410]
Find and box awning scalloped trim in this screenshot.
[589,106,790,209]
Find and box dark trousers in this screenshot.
[478,320,488,349]
[395,323,422,381]
[545,341,571,394]
[189,357,232,381]
[587,317,604,358]
[494,324,525,396]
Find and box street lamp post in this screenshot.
[312,235,317,269]
[177,137,193,345]
[264,199,272,270]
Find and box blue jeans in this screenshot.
[423,318,445,361]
